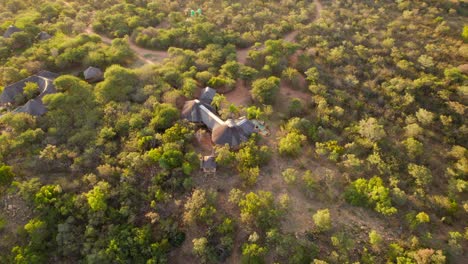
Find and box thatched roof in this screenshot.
[37,31,52,41]
[3,25,21,38]
[84,66,103,82]
[201,156,217,169]
[200,87,216,104]
[0,71,59,115]
[12,99,47,116]
[0,71,58,105]
[237,117,255,135]
[181,99,218,126]
[182,86,255,147]
[212,119,253,147]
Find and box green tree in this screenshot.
[462,25,468,42]
[368,230,383,251]
[251,76,280,104]
[288,98,303,117]
[402,137,424,159]
[313,209,331,232]
[10,32,32,49]
[24,218,47,247]
[358,117,386,142]
[23,82,39,100]
[215,144,236,167]
[415,108,434,126]
[278,131,306,156]
[345,176,397,215]
[282,168,298,185]
[238,191,280,230]
[43,75,100,145]
[192,237,208,259]
[408,163,432,189]
[96,65,139,102]
[34,185,62,211]
[86,181,110,211]
[0,164,15,190]
[150,103,179,131]
[242,243,267,264]
[305,67,319,84]
[183,189,217,225]
[282,67,303,89]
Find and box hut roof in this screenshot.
[181,99,218,125]
[201,156,217,169]
[200,87,216,104]
[12,99,47,116]
[37,31,52,41]
[3,25,21,38]
[236,117,255,135]
[84,66,104,82]
[199,104,224,130]
[36,70,60,80]
[0,71,58,105]
[0,71,59,115]
[212,119,251,147]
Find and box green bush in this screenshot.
[345,176,397,216]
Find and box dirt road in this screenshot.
[85,27,168,65]
[228,0,323,105]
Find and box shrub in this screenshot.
[278,131,306,157]
[282,168,298,185]
[251,76,280,104]
[313,209,331,232]
[345,176,397,215]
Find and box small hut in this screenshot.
[3,25,21,38]
[200,87,216,105]
[201,155,216,174]
[84,66,104,83]
[37,31,52,41]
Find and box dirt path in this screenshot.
[228,0,323,105]
[64,0,169,65]
[85,27,168,65]
[224,80,251,106]
[236,48,249,65]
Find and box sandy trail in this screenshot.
[229,0,323,104]
[85,27,168,65]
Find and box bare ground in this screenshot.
[224,80,252,106]
[0,193,33,252]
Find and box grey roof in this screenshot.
[0,71,58,105]
[37,31,52,41]
[37,70,60,80]
[212,119,252,147]
[0,71,59,116]
[84,66,103,82]
[182,86,255,147]
[201,156,217,169]
[182,99,217,124]
[3,25,21,38]
[12,99,47,116]
[236,117,255,135]
[200,87,216,104]
[199,104,224,130]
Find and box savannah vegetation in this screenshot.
[0,0,467,263]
